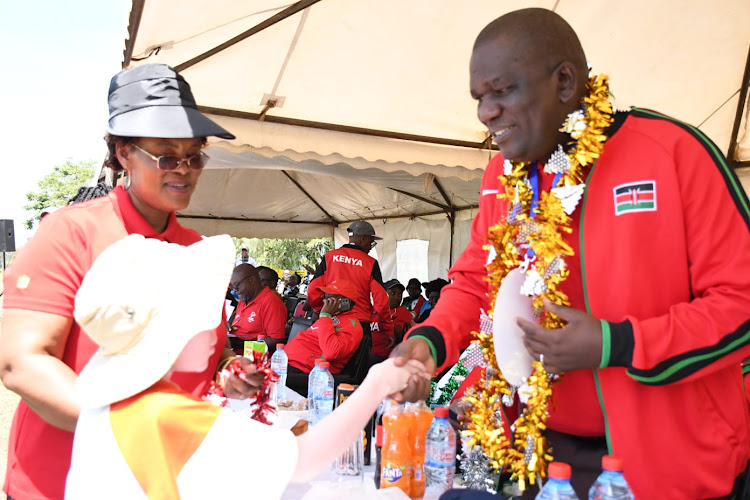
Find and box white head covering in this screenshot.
[74,234,235,408]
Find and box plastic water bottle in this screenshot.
[312,361,334,424]
[536,462,579,500]
[307,358,323,422]
[588,456,634,500]
[270,343,288,401]
[424,407,456,496]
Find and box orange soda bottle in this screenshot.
[407,401,434,498]
[380,404,412,494]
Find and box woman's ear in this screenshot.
[555,61,579,104]
[115,141,131,170]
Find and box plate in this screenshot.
[492,268,535,386]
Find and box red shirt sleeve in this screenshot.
[317,314,363,364]
[2,202,120,317]
[264,294,289,340]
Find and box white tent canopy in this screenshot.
[122,0,750,276]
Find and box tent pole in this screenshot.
[448,210,455,267]
[728,45,750,168]
[175,0,322,72]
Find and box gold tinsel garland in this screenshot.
[463,74,614,491]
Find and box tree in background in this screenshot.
[24,159,97,229]
[233,237,333,273]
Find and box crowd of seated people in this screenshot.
[227,258,449,383]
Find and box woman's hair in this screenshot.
[103,134,209,172]
[103,134,135,172]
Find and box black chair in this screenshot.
[287,316,313,343]
[332,334,372,388]
[283,296,301,320]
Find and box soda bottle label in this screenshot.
[375,425,385,447]
[381,462,407,484]
[426,451,455,466]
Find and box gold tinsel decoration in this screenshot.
[463,74,614,491]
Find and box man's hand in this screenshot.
[222,356,265,399]
[517,298,603,373]
[448,397,472,432]
[389,336,436,402]
[320,297,340,316]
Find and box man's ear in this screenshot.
[555,61,579,104]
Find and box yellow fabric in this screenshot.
[110,381,221,499]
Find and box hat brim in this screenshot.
[73,235,235,408]
[107,105,235,140]
[75,318,221,409]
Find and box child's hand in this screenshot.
[367,358,431,395]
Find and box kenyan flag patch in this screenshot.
[613,180,657,215]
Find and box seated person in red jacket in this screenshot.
[285,280,363,375]
[229,264,288,354]
[402,278,427,321]
[370,279,413,363]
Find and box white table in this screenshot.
[229,389,455,499]
[281,458,411,499]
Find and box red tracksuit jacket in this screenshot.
[414,109,750,499]
[285,311,363,374]
[308,244,392,331]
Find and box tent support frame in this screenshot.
[174,0,322,72]
[728,45,750,168]
[199,106,496,151]
[281,170,338,224]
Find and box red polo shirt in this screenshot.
[230,286,287,340]
[2,186,226,500]
[370,306,413,358]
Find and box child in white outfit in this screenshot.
[66,234,428,499]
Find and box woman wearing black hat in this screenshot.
[0,64,262,500]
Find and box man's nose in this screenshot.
[477,96,502,127]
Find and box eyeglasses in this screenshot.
[230,276,252,290]
[132,144,210,171]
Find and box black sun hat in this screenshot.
[384,279,405,292]
[347,220,382,240]
[106,64,235,140]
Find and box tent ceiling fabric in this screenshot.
[181,147,482,239]
[128,0,750,156]
[125,0,750,245]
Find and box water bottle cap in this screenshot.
[434,407,449,418]
[258,334,266,340]
[602,455,624,472]
[276,343,285,349]
[320,361,330,369]
[547,462,571,480]
[314,358,322,365]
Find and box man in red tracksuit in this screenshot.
[308,220,392,338]
[286,280,363,374]
[390,8,750,499]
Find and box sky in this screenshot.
[0,0,131,247]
